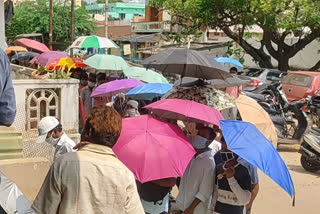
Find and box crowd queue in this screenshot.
[31,68,259,214]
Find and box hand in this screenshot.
[224,166,235,179]
[183,207,195,214]
[73,141,91,150]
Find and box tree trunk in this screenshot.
[222,27,273,68]
[278,56,289,71]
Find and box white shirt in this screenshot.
[209,140,221,156]
[54,133,76,160]
[177,150,216,214]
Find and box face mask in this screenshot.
[220,151,236,162]
[126,109,137,117]
[80,80,88,86]
[88,81,95,88]
[45,137,60,146]
[192,135,208,149]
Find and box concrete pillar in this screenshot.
[0,0,5,50]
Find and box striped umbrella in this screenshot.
[70,36,119,49]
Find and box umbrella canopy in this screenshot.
[145,98,224,126]
[236,95,278,147]
[163,85,236,111]
[215,57,243,68]
[220,120,295,198]
[113,115,195,183]
[15,39,50,53]
[46,57,87,70]
[84,54,128,70]
[10,52,39,62]
[5,46,28,55]
[122,67,169,83]
[174,76,250,89]
[70,36,119,49]
[142,49,231,80]
[91,79,145,97]
[30,51,68,66]
[126,83,173,100]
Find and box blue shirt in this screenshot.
[0,49,16,125]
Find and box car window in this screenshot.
[244,69,264,77]
[266,71,286,81]
[282,73,313,87]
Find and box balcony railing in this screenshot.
[131,21,174,33]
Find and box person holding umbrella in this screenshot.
[176,127,217,214]
[124,100,140,117]
[210,136,252,214]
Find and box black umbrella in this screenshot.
[10,51,39,62]
[174,75,250,88]
[142,49,232,80]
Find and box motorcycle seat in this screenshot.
[243,92,266,101]
[270,115,286,126]
[304,133,320,153]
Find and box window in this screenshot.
[282,73,314,87]
[266,71,287,81]
[244,68,264,77]
[119,13,126,20]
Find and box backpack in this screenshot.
[137,181,171,203]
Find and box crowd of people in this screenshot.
[0,46,260,214]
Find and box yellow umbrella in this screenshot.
[5,46,28,55]
[46,57,87,70]
[236,94,278,147]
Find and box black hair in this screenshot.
[79,72,88,80]
[54,124,63,132]
[220,136,226,143]
[230,67,238,73]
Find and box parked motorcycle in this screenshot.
[308,89,320,127]
[299,127,320,172]
[272,99,312,146]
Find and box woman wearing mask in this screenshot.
[124,100,140,117]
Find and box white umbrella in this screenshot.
[70,36,119,49]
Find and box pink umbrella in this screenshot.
[145,98,224,126]
[15,39,50,53]
[91,79,145,97]
[30,51,68,66]
[113,115,195,183]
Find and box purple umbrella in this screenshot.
[30,51,68,66]
[91,79,145,97]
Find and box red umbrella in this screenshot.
[15,39,50,53]
[46,57,87,70]
[144,98,224,126]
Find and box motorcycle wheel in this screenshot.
[300,156,320,172]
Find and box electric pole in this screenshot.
[70,0,75,57]
[49,0,53,50]
[105,0,108,38]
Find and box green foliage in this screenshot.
[36,65,71,79]
[6,0,96,47]
[226,44,246,65]
[151,0,320,70]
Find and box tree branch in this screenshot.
[288,31,320,58]
[262,31,279,59]
[309,59,320,71]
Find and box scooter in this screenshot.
[299,127,320,172]
[274,99,312,146]
[309,89,320,127]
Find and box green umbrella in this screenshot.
[122,67,169,83]
[84,54,128,70]
[70,36,119,49]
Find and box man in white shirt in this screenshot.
[37,116,76,161]
[177,127,217,214]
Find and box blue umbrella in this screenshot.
[126,83,173,100]
[220,120,295,198]
[215,57,243,68]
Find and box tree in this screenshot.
[6,0,96,49]
[151,0,320,71]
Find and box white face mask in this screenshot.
[126,108,138,117]
[45,137,60,146]
[192,135,208,149]
[88,81,95,88]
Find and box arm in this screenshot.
[0,50,16,126]
[151,177,176,188]
[246,183,259,211]
[183,198,201,214]
[31,163,62,214]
